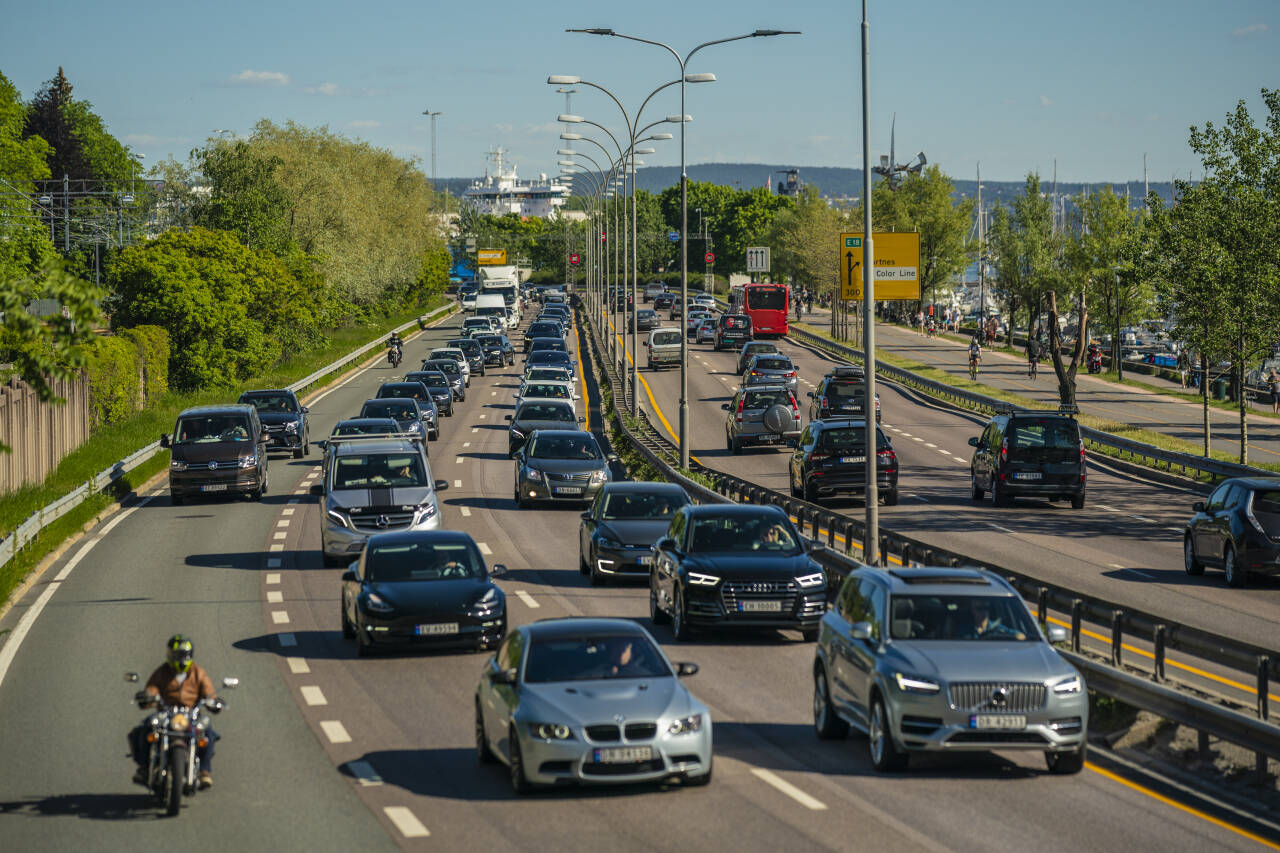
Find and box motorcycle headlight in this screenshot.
[524,467,543,482]
[589,469,608,485]
[530,722,574,740]
[687,572,720,587]
[326,509,350,529]
[363,592,394,613]
[169,460,188,471]
[239,455,258,469]
[796,571,825,589]
[668,714,703,735]
[283,421,298,433]
[1052,675,1083,695]
[894,673,941,694]
[171,713,190,731]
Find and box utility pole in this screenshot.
[63,174,70,253]
[977,162,984,333]
[860,0,879,564]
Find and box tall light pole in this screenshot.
[568,27,800,468]
[422,110,442,197]
[859,0,878,564]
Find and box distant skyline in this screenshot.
[1,0,1275,184]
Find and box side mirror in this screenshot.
[125,672,139,682]
[301,406,309,413]
[504,415,513,421]
[675,661,699,677]
[490,563,508,577]
[1192,501,1205,512]
[222,677,240,689]
[806,391,815,399]
[309,483,324,496]
[967,436,980,447]
[341,568,357,583]
[159,434,171,448]
[606,453,619,463]
[850,621,873,641]
[489,667,517,685]
[580,510,592,520]
[808,541,826,554]
[655,537,673,552]
[720,403,730,411]
[435,479,449,491]
[1047,625,1068,644]
[578,416,586,423]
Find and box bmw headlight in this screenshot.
[326,509,351,529]
[589,469,608,485]
[511,427,525,439]
[169,460,188,471]
[668,714,703,735]
[530,722,574,740]
[524,468,543,482]
[284,421,298,433]
[894,673,941,694]
[362,592,393,613]
[239,455,258,469]
[687,572,720,587]
[796,571,825,589]
[1052,675,1083,695]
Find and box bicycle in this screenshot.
[969,357,980,380]
[1027,357,1038,380]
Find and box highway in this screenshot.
[0,303,1274,851]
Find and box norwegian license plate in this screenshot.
[414,623,459,636]
[1014,472,1043,480]
[840,456,866,464]
[638,556,652,566]
[553,486,583,495]
[971,714,1026,729]
[200,484,228,492]
[593,746,654,764]
[739,600,782,612]
[758,434,781,443]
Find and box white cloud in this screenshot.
[1040,94,1053,107]
[348,119,381,128]
[305,82,341,96]
[1231,22,1269,37]
[360,87,387,97]
[230,69,290,86]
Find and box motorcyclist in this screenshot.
[130,635,220,790]
[387,333,404,366]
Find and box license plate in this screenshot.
[638,556,652,566]
[840,456,866,464]
[200,484,228,492]
[758,434,780,443]
[971,714,1027,729]
[739,600,782,612]
[593,746,654,764]
[414,623,459,636]
[1014,472,1043,480]
[553,486,583,495]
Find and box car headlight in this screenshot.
[894,673,941,694]
[511,427,525,439]
[668,714,703,735]
[413,503,437,523]
[1052,675,1083,695]
[597,534,624,550]
[326,509,350,529]
[530,722,574,740]
[687,572,720,587]
[283,421,298,433]
[796,571,825,589]
[239,455,258,469]
[169,460,188,471]
[524,467,543,482]
[469,586,502,616]
[589,469,608,484]
[407,421,422,433]
[362,592,393,613]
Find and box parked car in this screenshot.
[789,419,898,505]
[512,429,615,508]
[808,365,880,424]
[237,389,310,458]
[1184,477,1280,587]
[736,341,780,375]
[813,566,1087,774]
[714,313,753,351]
[969,408,1085,508]
[162,404,269,504]
[579,482,692,586]
[722,384,801,454]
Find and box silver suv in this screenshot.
[813,566,1087,774]
[722,384,801,453]
[314,436,445,566]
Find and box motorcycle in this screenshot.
[1087,346,1103,374]
[387,344,403,368]
[127,672,237,816]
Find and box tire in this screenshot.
[1070,492,1085,509]
[868,696,908,772]
[882,489,899,507]
[649,581,670,625]
[1223,545,1246,588]
[171,493,184,507]
[341,602,355,639]
[803,477,818,503]
[515,487,528,509]
[990,481,1008,507]
[293,445,304,459]
[578,549,589,576]
[684,759,713,786]
[813,666,849,740]
[475,701,496,764]
[1183,536,1204,576]
[1045,743,1086,775]
[671,587,693,642]
[303,436,310,456]
[508,728,532,794]
[165,745,187,816]
[789,472,801,498]
[252,469,268,501]
[356,624,374,657]
[971,479,983,502]
[731,437,742,456]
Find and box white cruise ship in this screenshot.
[462,147,571,219]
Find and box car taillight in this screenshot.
[1000,437,1008,463]
[790,395,800,419]
[751,370,761,376]
[736,397,744,423]
[878,448,896,470]
[787,370,796,377]
[819,396,828,410]
[1080,440,1087,481]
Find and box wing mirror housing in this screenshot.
[1192,501,1205,512]
[968,436,981,447]
[606,453,619,463]
[850,621,873,641]
[489,667,517,685]
[1047,625,1068,644]
[490,563,508,577]
[434,479,449,491]
[721,403,730,410]
[504,415,513,421]
[310,483,324,496]
[341,568,357,583]
[675,661,699,677]
[159,434,171,448]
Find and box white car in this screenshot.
[692,293,717,310]
[503,306,520,330]
[461,291,478,311]
[427,347,471,386]
[516,379,579,418]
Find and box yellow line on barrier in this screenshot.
[574,318,589,432]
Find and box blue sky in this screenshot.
[1,0,1275,184]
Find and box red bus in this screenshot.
[728,282,790,337]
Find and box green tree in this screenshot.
[0,71,57,284]
[768,184,850,298]
[23,68,88,182]
[987,173,1059,350]
[191,139,294,256]
[872,165,974,309]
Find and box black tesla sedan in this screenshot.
[579,482,691,585]
[649,504,827,641]
[341,530,507,656]
[1184,477,1280,587]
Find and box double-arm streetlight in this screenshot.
[567,28,799,468]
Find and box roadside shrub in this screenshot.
[84,334,140,426]
[117,324,169,405]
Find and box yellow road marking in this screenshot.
[574,318,589,431]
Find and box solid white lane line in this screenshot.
[454,480,462,488]
[269,544,285,552]
[278,633,297,647]
[477,542,493,555]
[267,557,282,568]
[0,582,61,689]
[347,760,384,786]
[272,611,290,624]
[383,806,430,838]
[320,720,352,744]
[267,591,284,604]
[749,768,828,811]
[460,507,472,517]
[286,657,310,674]
[300,685,327,706]
[282,508,295,516]
[98,498,152,536]
[54,538,99,582]
[516,590,540,608]
[266,573,281,584]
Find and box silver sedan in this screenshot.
[475,618,713,792]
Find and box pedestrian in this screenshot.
[1177,349,1190,389]
[1269,366,1280,415]
[806,290,813,313]
[915,309,924,335]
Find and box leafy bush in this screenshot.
[117,324,169,405]
[84,334,140,426]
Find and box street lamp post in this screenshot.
[568,27,800,468]
[422,110,442,212]
[859,0,878,564]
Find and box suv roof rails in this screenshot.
[888,568,992,586]
[827,364,865,378]
[325,433,424,448]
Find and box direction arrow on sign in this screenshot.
[838,232,920,301]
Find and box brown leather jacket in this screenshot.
[145,662,217,707]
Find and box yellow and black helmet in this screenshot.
[166,634,194,673]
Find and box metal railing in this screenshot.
[0,303,457,573]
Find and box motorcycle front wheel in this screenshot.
[165,745,188,816]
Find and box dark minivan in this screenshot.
[969,408,1086,508]
[162,404,269,504]
[1184,477,1280,587]
[714,313,753,351]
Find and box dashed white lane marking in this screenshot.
[911,436,924,442]
[477,542,493,555]
[273,531,288,540]
[347,760,384,786]
[320,720,352,744]
[1130,515,1154,523]
[454,479,462,487]
[1109,563,1125,569]
[286,657,310,674]
[266,573,281,585]
[900,432,913,437]
[278,633,297,647]
[490,391,497,396]
[269,543,285,552]
[282,508,295,517]
[267,591,284,603]
[480,414,487,419]
[456,456,465,464]
[293,489,307,495]
[460,507,472,517]
[267,558,282,568]
[988,523,1016,534]
[383,806,430,838]
[463,442,471,448]
[750,768,828,810]
[300,685,327,706]
[924,442,937,448]
[1096,504,1118,512]
[935,448,951,456]
[472,428,479,433]
[272,611,290,624]
[516,590,540,608]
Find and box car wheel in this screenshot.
[340,601,355,638]
[1184,536,1204,576]
[1224,545,1246,587]
[578,549,589,576]
[800,627,818,642]
[649,581,670,625]
[475,701,496,764]
[672,587,693,642]
[589,560,605,587]
[813,665,849,740]
[802,477,818,503]
[253,469,268,501]
[684,758,713,786]
[508,727,532,794]
[882,489,898,507]
[990,481,1008,507]
[789,472,801,498]
[515,486,527,509]
[293,445,304,459]
[971,478,983,502]
[171,492,184,506]
[355,624,373,657]
[1070,492,1085,509]
[730,436,742,456]
[1045,743,1086,775]
[868,696,908,772]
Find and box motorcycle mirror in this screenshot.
[222,677,240,689]
[125,671,139,682]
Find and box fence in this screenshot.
[0,375,91,494]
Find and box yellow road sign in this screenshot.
[477,248,507,265]
[838,232,921,301]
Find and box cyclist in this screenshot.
[1027,336,1041,379]
[967,337,982,379]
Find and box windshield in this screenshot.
[529,352,571,366]
[1008,419,1079,450]
[529,434,600,459]
[530,340,566,352]
[240,394,296,413]
[529,324,559,337]
[174,415,252,443]
[362,401,417,421]
[379,384,427,401]
[333,453,428,489]
[523,635,671,683]
[817,427,889,451]
[747,287,787,311]
[478,335,502,348]
[888,595,1038,641]
[410,373,449,391]
[428,349,463,363]
[365,541,482,583]
[526,368,571,382]
[688,513,800,554]
[745,344,779,358]
[449,340,480,354]
[515,403,575,423]
[523,383,570,400]
[332,419,398,436]
[652,331,681,346]
[601,491,687,520]
[1251,490,1280,536]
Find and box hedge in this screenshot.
[118,325,170,405]
[85,335,141,427]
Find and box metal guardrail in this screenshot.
[0,303,456,574]
[582,303,1280,777]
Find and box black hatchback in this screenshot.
[1184,477,1280,587]
[788,419,898,505]
[969,409,1086,508]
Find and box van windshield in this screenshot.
[652,331,681,346]
[175,415,252,444]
